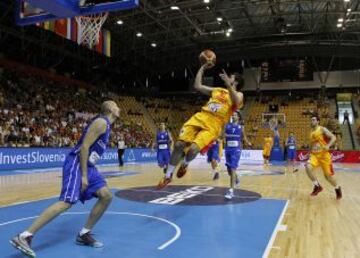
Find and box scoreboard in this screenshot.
[261,58,313,82]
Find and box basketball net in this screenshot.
[75,12,108,49]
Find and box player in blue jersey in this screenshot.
[206,138,223,180]
[224,112,252,200]
[10,101,120,258]
[285,132,298,173]
[153,122,173,174]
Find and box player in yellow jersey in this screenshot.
[157,63,244,189]
[263,134,273,165]
[305,115,342,199]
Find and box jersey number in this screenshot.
[207,103,222,113]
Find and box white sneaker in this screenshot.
[225,189,234,200]
[10,234,36,258]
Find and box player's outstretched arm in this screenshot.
[168,132,174,150]
[243,127,252,147]
[193,64,215,96]
[219,69,243,108]
[80,118,107,191]
[321,127,337,150]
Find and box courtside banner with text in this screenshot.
[0,148,157,170]
[191,150,264,167]
[296,150,360,163]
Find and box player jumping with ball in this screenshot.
[157,50,245,189]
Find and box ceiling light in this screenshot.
[338,18,344,22]
[204,0,210,3]
[227,28,233,33]
[347,8,352,12]
[337,23,342,28]
[136,32,142,37]
[344,0,350,2]
[170,6,179,10]
[151,43,157,47]
[217,17,223,22]
[116,20,123,25]
[226,32,231,37]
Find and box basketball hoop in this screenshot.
[75,12,108,48]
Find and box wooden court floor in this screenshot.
[1,162,359,258]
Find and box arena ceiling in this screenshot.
[106,0,360,68]
[1,0,360,81]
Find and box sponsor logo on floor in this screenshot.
[115,185,262,205]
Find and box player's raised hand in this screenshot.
[219,69,232,87]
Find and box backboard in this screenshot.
[16,0,139,26]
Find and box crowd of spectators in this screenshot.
[0,69,152,148]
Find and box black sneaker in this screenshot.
[10,234,36,258]
[176,163,188,178]
[335,187,342,200]
[212,172,219,180]
[310,185,323,196]
[76,232,103,248]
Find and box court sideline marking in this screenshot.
[262,200,289,258]
[0,211,181,250]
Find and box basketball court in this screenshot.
[1,161,360,258]
[1,0,360,258]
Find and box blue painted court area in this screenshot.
[0,190,287,258]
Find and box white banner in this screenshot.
[190,150,263,168]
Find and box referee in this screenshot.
[117,134,126,167]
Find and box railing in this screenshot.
[346,121,356,150]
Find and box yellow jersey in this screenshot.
[201,88,239,125]
[310,126,329,154]
[264,137,273,150]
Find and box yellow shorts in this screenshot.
[178,112,223,153]
[308,152,334,176]
[263,148,271,157]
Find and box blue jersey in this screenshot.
[225,123,243,151]
[60,115,110,204]
[287,136,296,150]
[273,126,281,148]
[69,115,111,166]
[157,130,170,151]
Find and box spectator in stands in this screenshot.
[343,110,350,124]
[269,103,278,113]
[0,92,4,107]
[0,69,152,148]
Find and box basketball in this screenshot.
[199,49,216,68]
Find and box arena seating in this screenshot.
[243,96,342,150]
[0,64,344,150]
[144,96,203,141]
[0,69,152,148]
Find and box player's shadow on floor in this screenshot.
[13,217,81,257]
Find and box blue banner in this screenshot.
[0,148,156,170]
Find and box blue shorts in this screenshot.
[207,144,220,163]
[59,155,106,204]
[157,149,170,167]
[225,150,241,170]
[287,149,296,160]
